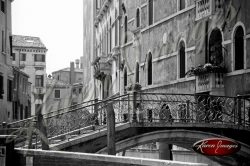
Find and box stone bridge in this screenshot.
[4,92,250,165]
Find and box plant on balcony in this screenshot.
[94,70,105,80]
[126,83,142,91]
[186,63,226,76]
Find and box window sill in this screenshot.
[226,69,250,77]
[141,76,195,91]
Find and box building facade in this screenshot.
[12,66,31,120]
[0,0,14,123]
[52,60,84,85]
[45,78,72,113]
[84,0,250,164]
[92,0,250,98]
[82,0,97,101]
[12,35,47,115]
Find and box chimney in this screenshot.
[75,59,80,69]
[70,62,75,84]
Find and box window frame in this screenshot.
[124,67,127,91]
[35,75,44,87]
[21,53,26,61]
[124,15,128,44]
[135,62,140,83]
[1,0,5,13]
[7,79,12,102]
[232,22,246,71]
[34,54,45,62]
[54,89,61,99]
[0,74,4,99]
[147,52,153,85]
[148,0,154,26]
[178,40,186,79]
[178,0,186,11]
[136,8,141,28]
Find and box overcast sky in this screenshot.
[12,0,83,74]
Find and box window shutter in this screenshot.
[0,75,3,99]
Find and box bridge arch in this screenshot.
[98,129,250,166]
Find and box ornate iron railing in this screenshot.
[3,92,249,148]
[135,93,249,127]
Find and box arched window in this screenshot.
[124,67,127,89]
[234,26,244,70]
[179,41,186,78]
[136,8,140,28]
[109,17,112,52]
[148,0,153,25]
[148,53,152,85]
[124,16,128,43]
[209,28,223,66]
[179,0,185,10]
[135,62,139,83]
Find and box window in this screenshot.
[0,75,3,99]
[179,0,185,10]
[12,53,15,60]
[22,78,26,93]
[1,0,5,13]
[209,28,223,66]
[20,105,23,120]
[1,31,4,52]
[7,79,12,102]
[21,53,26,61]
[124,67,127,90]
[35,75,44,87]
[34,54,45,62]
[124,16,128,43]
[136,8,140,28]
[115,9,118,46]
[9,36,13,57]
[148,53,152,85]
[54,89,60,99]
[234,26,244,70]
[13,102,18,120]
[179,41,186,78]
[35,67,44,71]
[148,0,153,25]
[136,62,139,83]
[25,106,29,119]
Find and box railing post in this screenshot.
[186,100,190,122]
[27,118,36,149]
[237,95,242,126]
[106,103,116,155]
[36,110,49,150]
[94,98,99,125]
[132,91,137,122]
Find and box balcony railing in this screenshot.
[196,73,224,94]
[195,0,213,20]
[195,0,224,20]
[33,87,45,94]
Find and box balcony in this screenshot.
[195,0,224,21]
[33,87,46,94]
[196,73,224,95]
[92,56,112,80]
[187,63,226,95]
